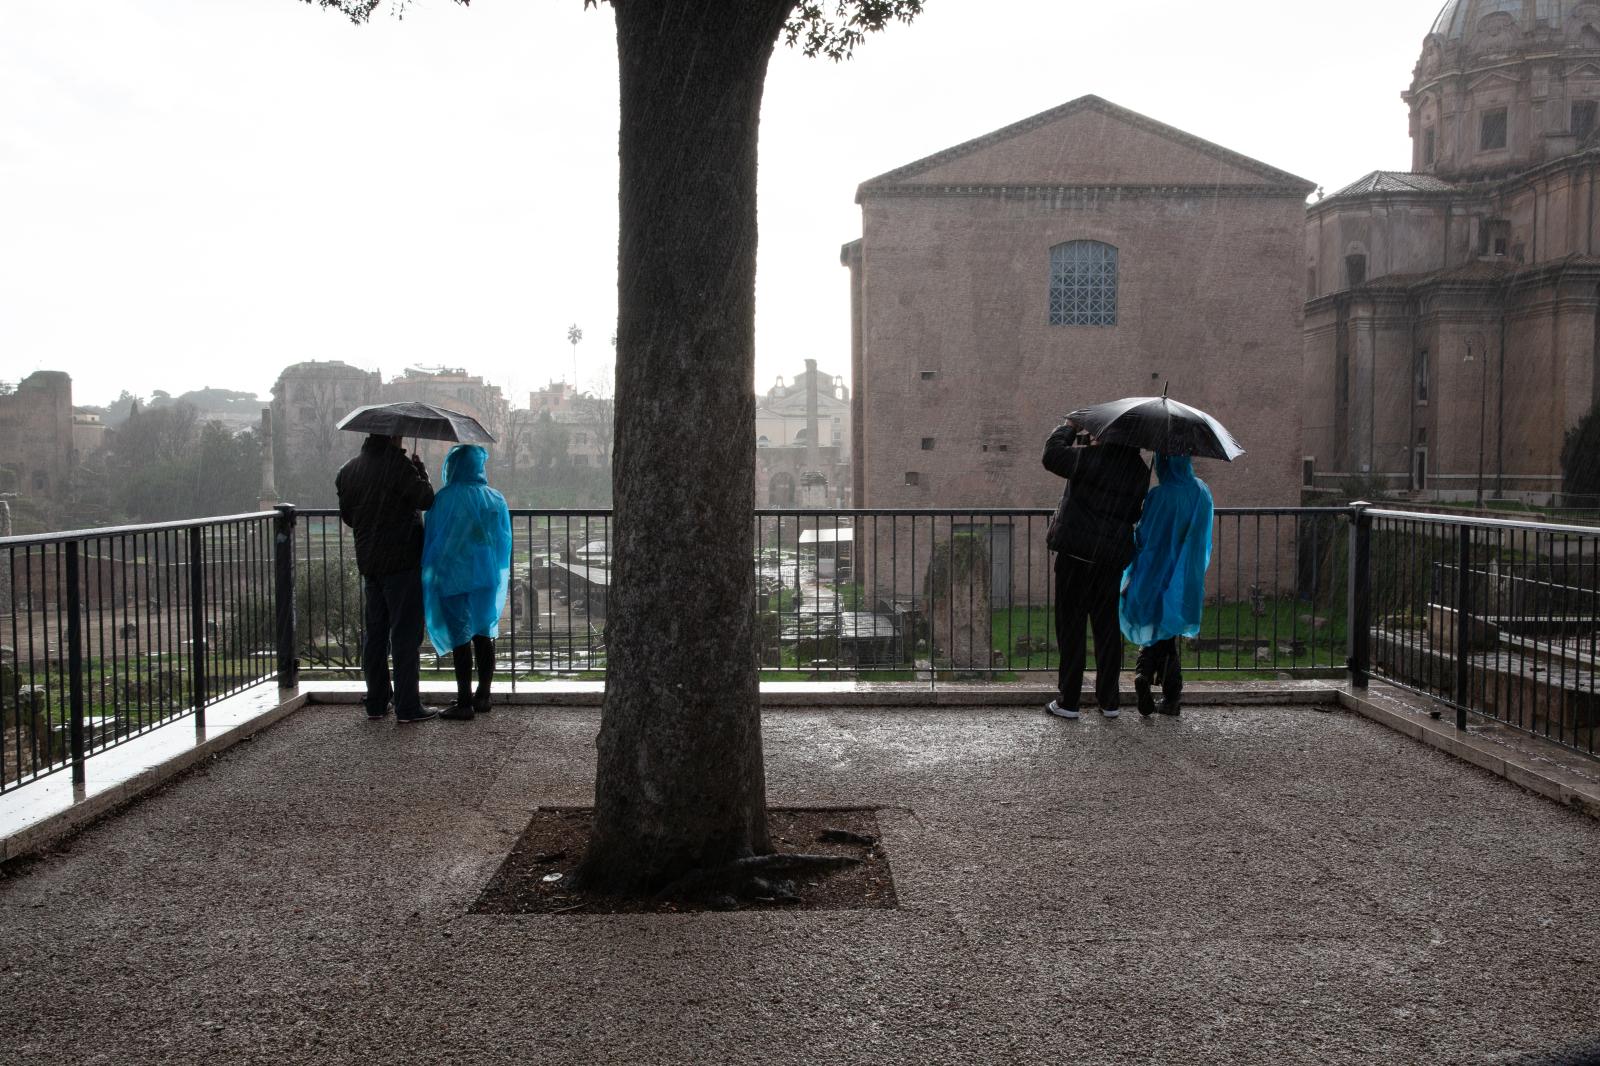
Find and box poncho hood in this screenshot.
[1155,453,1197,485]
[442,444,489,486]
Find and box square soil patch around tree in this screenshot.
[472,807,897,915]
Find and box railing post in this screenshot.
[1347,502,1371,690]
[188,525,207,730]
[274,505,299,691]
[65,541,86,786]
[1453,522,1471,732]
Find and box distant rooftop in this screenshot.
[1323,170,1457,204]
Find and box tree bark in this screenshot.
[575,0,796,897]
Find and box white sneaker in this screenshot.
[1100,707,1120,719]
[1046,700,1080,720]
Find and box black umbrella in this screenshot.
[336,402,496,444]
[1066,389,1243,460]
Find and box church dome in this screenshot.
[1411,0,1600,177]
[1432,0,1531,40]
[1426,0,1596,51]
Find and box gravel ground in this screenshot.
[2,702,1598,1065]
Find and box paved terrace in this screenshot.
[2,693,1599,1065]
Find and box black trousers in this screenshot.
[1136,637,1183,703]
[1054,556,1124,711]
[362,569,424,718]
[453,635,495,701]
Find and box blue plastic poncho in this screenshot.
[1119,454,1214,646]
[421,445,512,653]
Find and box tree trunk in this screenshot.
[575,0,795,897]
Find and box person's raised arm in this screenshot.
[400,450,435,512]
[1042,423,1086,480]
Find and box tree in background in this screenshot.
[300,0,921,899]
[101,391,141,427]
[1561,405,1600,501]
[106,403,262,522]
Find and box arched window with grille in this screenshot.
[1049,240,1118,326]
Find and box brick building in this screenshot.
[843,95,1311,597]
[382,367,509,475]
[71,409,107,458]
[517,381,612,470]
[1304,0,1600,501]
[0,371,76,502]
[269,361,383,502]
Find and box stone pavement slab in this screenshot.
[1,702,1597,1065]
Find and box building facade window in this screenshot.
[1481,108,1508,150]
[1480,219,1511,256]
[1049,240,1118,326]
[1424,128,1436,165]
[1575,100,1597,141]
[1345,254,1367,288]
[1414,349,1430,403]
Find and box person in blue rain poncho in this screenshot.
[1120,453,1214,717]
[422,444,512,721]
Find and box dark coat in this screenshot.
[336,436,436,578]
[1042,424,1150,570]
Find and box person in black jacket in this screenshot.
[336,434,438,723]
[1042,423,1150,719]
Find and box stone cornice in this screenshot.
[1307,146,1600,219]
[1408,48,1600,101]
[1306,189,1453,219]
[1305,256,1600,312]
[860,183,1310,204]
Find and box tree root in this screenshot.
[653,852,863,904]
[818,828,877,847]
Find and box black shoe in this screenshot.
[1134,675,1156,717]
[1157,699,1181,717]
[396,708,441,724]
[472,692,492,715]
[439,702,475,721]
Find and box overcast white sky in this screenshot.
[2,0,1446,409]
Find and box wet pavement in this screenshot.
[2,701,1598,1064]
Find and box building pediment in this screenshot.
[1564,60,1600,79]
[1466,68,1523,91]
[857,95,1311,199]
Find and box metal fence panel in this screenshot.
[0,513,276,793]
[1365,509,1600,755]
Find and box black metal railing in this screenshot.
[289,506,1352,683]
[1360,506,1600,755]
[0,512,277,793]
[8,501,1598,795]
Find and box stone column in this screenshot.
[258,407,278,510]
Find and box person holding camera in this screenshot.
[336,434,438,724]
[1041,422,1149,719]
